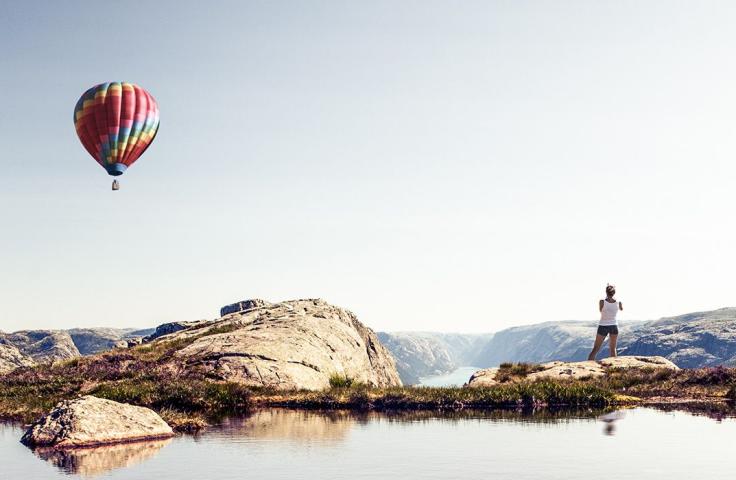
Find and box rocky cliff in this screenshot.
[0,330,80,363]
[619,308,736,367]
[163,298,402,390]
[471,321,644,366]
[377,332,491,384]
[68,328,154,355]
[381,307,736,375]
[471,308,736,368]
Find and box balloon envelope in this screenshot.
[73,82,160,176]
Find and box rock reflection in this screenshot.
[213,409,355,443]
[32,438,171,477]
[209,407,612,445]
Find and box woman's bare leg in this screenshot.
[588,334,606,361]
[609,334,618,357]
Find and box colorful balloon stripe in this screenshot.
[73,82,159,176]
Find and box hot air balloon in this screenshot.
[73,82,160,190]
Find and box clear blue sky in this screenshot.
[2,1,735,333]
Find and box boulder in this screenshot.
[170,298,402,390]
[143,320,205,343]
[0,343,35,374]
[21,396,174,448]
[467,356,679,387]
[220,299,269,317]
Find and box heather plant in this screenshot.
[679,366,736,386]
[496,363,546,383]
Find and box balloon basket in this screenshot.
[112,180,120,191]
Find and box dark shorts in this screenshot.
[597,325,619,337]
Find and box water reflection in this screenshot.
[16,408,615,477]
[208,407,612,443]
[31,438,171,477]
[4,407,736,480]
[212,409,355,443]
[651,401,736,422]
[599,410,626,436]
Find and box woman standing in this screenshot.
[588,284,623,360]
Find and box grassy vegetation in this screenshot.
[0,324,248,430]
[496,362,546,382]
[597,366,736,400]
[328,374,363,389]
[269,381,614,410]
[2,345,735,433]
[0,363,614,428]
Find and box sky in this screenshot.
[1,0,735,333]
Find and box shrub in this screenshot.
[329,374,358,389]
[496,363,545,383]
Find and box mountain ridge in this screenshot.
[380,307,736,384]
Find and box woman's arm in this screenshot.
[599,299,604,312]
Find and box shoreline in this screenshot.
[3,397,735,433]
[2,382,734,432]
[2,350,734,432]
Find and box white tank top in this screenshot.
[599,299,619,326]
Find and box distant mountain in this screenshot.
[0,330,80,363]
[619,308,736,367]
[377,332,491,384]
[472,321,645,366]
[381,308,736,384]
[67,328,155,355]
[0,327,154,364]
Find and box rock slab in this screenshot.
[467,356,679,387]
[171,298,402,390]
[21,396,174,448]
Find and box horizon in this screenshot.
[3,1,736,333]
